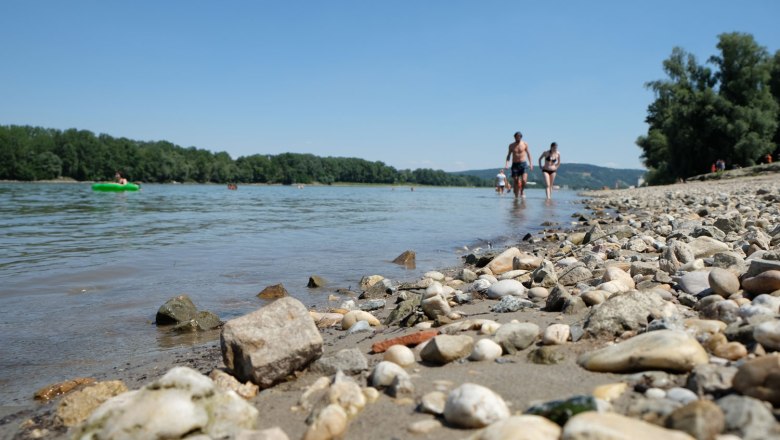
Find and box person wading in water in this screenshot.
[504,131,533,198]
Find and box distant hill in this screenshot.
[452,163,647,190]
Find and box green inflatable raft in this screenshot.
[91,182,140,192]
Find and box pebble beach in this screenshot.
[4,169,780,440]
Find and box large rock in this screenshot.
[487,247,522,275]
[156,294,197,325]
[583,290,670,337]
[562,411,694,440]
[72,367,258,439]
[221,297,323,388]
[578,330,708,373]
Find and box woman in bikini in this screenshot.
[538,142,561,200]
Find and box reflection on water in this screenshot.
[0,183,582,404]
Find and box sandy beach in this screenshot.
[3,169,780,440]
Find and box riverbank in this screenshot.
[2,173,779,439]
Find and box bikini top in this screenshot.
[544,152,559,165]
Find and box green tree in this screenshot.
[638,33,778,183]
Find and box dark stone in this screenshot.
[524,395,597,426]
[384,296,422,327]
[545,285,572,312]
[257,283,288,299]
[156,294,197,325]
[307,275,327,288]
[527,346,565,365]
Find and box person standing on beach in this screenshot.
[505,132,533,198]
[495,169,507,194]
[538,142,561,200]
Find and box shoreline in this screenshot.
[3,173,779,439]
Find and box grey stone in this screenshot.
[686,364,737,397]
[362,278,394,299]
[532,260,558,288]
[717,394,779,440]
[630,261,660,278]
[660,240,695,274]
[694,225,727,240]
[310,348,368,375]
[490,296,534,313]
[486,279,526,299]
[359,299,386,312]
[221,297,323,388]
[558,264,593,286]
[545,285,572,312]
[172,311,222,332]
[714,214,743,234]
[583,290,669,337]
[678,271,712,296]
[493,322,539,354]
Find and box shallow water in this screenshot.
[0,182,582,404]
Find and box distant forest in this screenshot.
[454,164,646,190]
[0,125,487,186]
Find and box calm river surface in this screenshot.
[0,182,583,405]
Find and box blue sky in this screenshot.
[1,1,778,171]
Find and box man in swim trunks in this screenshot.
[504,131,533,198]
[539,142,561,200]
[495,169,507,194]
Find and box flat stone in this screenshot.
[221,297,323,388]
[34,377,95,402]
[527,346,566,365]
[578,330,708,373]
[562,411,694,440]
[470,415,561,440]
[678,271,712,296]
[742,270,780,295]
[491,296,534,313]
[688,236,730,259]
[310,348,368,375]
[419,390,447,415]
[371,330,438,353]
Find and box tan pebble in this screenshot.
[713,342,747,361]
[407,419,442,434]
[395,397,416,406]
[362,387,380,403]
[384,345,416,367]
[592,383,628,402]
[303,404,347,440]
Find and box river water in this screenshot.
[0,182,583,405]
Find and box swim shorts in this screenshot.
[511,161,529,178]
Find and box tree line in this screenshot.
[637,32,780,184]
[0,125,488,187]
